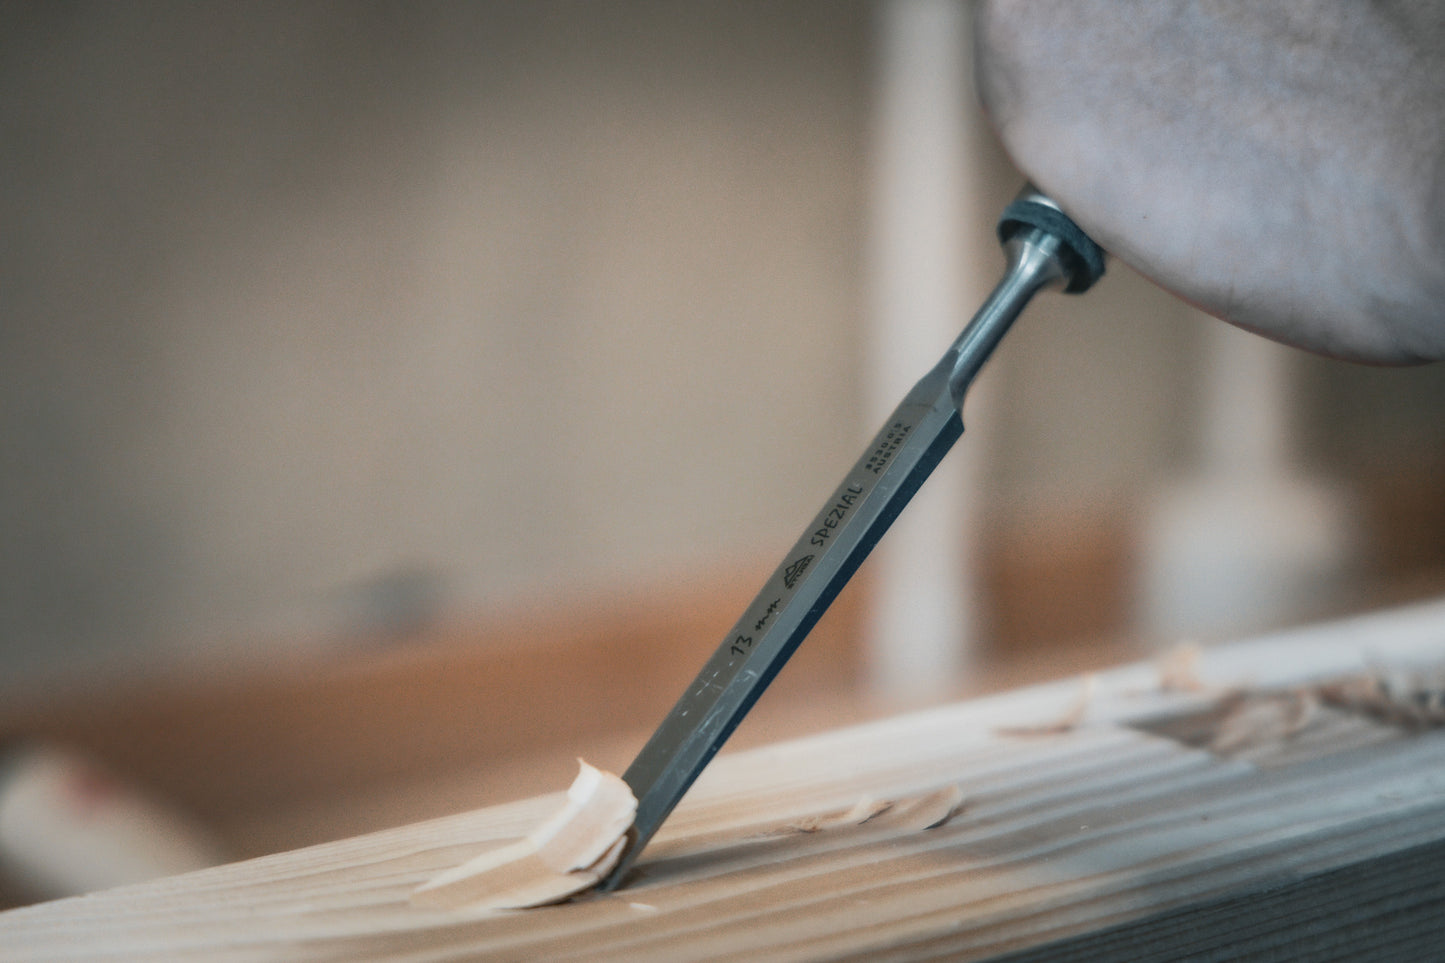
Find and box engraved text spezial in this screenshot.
[810,484,864,547]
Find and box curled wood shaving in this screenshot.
[787,796,894,833]
[1318,670,1445,729]
[1208,689,1318,755]
[995,674,1096,736]
[1204,669,1445,759]
[412,759,636,911]
[1157,642,1207,693]
[528,762,635,873]
[1141,660,1445,761]
[780,785,966,836]
[887,784,967,831]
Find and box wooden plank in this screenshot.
[988,835,1445,963]
[3,599,1445,961]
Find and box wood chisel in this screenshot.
[601,185,1107,890]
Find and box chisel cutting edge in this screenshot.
[600,185,1106,891]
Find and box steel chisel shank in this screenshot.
[601,188,1106,890]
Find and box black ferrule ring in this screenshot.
[997,199,1107,294]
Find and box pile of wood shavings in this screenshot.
[1165,653,1445,757]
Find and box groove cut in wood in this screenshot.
[411,759,635,910]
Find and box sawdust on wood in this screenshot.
[411,759,636,911]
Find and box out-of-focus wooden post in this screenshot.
[863,0,994,706]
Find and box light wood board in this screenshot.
[4,599,1445,961]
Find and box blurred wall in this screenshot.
[1,2,874,676]
[2,1,1443,684]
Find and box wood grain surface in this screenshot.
[3,599,1445,961]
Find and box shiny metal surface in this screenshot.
[600,188,1103,891]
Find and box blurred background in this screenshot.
[2,0,1444,903]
